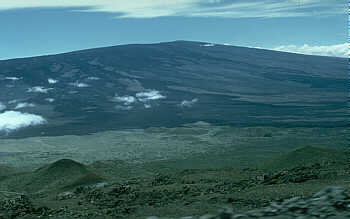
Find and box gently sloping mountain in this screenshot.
[0,41,347,138]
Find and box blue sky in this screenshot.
[0,0,347,60]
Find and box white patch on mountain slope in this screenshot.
[8,99,19,104]
[0,102,6,112]
[69,81,89,88]
[27,86,53,93]
[48,78,58,84]
[136,90,166,102]
[5,77,22,81]
[115,105,133,110]
[14,102,35,109]
[45,98,55,103]
[87,76,100,80]
[201,43,215,47]
[180,98,198,107]
[114,95,137,106]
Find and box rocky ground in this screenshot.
[0,187,348,218]
[162,187,350,219]
[0,146,348,219]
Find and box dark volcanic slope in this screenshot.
[0,41,347,137]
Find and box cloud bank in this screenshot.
[0,0,344,18]
[272,43,347,58]
[0,111,46,133]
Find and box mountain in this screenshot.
[0,41,347,138]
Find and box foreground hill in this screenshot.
[0,159,103,193]
[27,159,103,192]
[0,165,17,178]
[0,41,347,138]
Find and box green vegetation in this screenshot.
[0,125,346,170]
[0,123,347,218]
[0,143,348,218]
[258,146,348,171]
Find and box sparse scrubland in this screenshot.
[0,125,348,218]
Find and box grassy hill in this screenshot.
[258,146,348,171]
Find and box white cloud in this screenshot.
[5,77,22,81]
[87,76,100,80]
[48,78,58,84]
[0,111,46,133]
[180,98,198,107]
[0,103,6,112]
[144,104,151,109]
[115,105,133,110]
[8,99,19,104]
[272,43,347,58]
[69,81,89,88]
[0,0,344,18]
[114,95,137,105]
[201,43,215,47]
[136,90,166,102]
[45,98,55,103]
[14,102,35,109]
[27,86,53,93]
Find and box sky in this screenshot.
[0,0,347,60]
